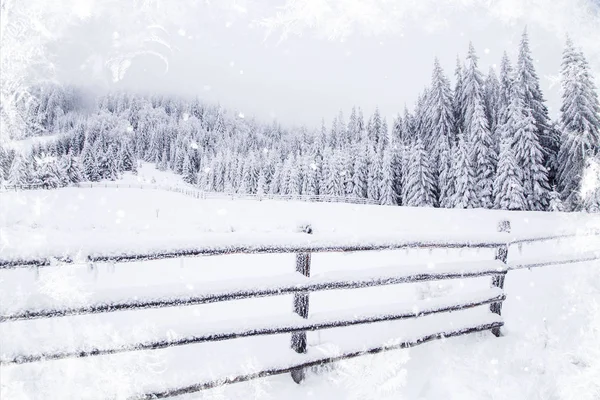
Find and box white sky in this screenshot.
[51,0,600,128]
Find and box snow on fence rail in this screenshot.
[0,182,380,205]
[1,221,599,399]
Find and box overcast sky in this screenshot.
[52,0,600,129]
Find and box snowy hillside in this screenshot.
[2,182,599,262]
[1,185,599,399]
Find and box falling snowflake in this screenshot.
[238,112,245,119]
[204,167,211,173]
[190,142,199,149]
[182,113,189,121]
[310,163,317,170]
[177,28,186,36]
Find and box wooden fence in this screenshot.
[0,221,599,399]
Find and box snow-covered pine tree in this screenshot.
[257,167,267,197]
[348,107,359,144]
[173,144,185,174]
[438,135,453,208]
[287,156,302,197]
[379,147,397,205]
[498,52,514,129]
[484,66,501,150]
[325,151,345,197]
[248,154,260,194]
[462,43,495,208]
[36,156,62,189]
[370,108,384,146]
[548,186,564,212]
[107,143,120,180]
[340,151,354,196]
[453,56,465,139]
[119,140,135,172]
[62,152,83,184]
[391,146,403,205]
[508,87,550,211]
[391,114,403,147]
[158,149,168,171]
[238,157,252,194]
[413,90,431,149]
[213,155,225,192]
[0,147,13,182]
[303,157,319,196]
[428,57,456,200]
[81,139,100,182]
[515,28,558,186]
[182,152,196,184]
[557,37,600,210]
[336,110,349,149]
[352,142,368,198]
[269,160,283,195]
[404,138,436,207]
[400,142,411,204]
[367,145,381,201]
[7,154,31,186]
[493,136,526,210]
[329,117,339,149]
[450,132,477,208]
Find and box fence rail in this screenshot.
[1,220,599,399]
[2,232,597,269]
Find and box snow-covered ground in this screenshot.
[1,176,600,400]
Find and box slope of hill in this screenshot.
[1,182,599,399]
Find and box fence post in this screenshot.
[291,224,312,384]
[491,220,510,337]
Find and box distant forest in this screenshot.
[1,31,599,212]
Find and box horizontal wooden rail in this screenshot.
[0,290,505,365]
[2,231,597,270]
[509,252,600,270]
[1,263,507,322]
[132,320,503,399]
[508,231,600,245]
[0,239,505,269]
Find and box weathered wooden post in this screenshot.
[291,224,312,383]
[491,220,510,337]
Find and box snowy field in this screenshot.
[1,183,600,400]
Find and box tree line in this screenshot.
[1,30,599,212]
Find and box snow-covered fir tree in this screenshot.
[557,37,600,210]
[379,147,397,205]
[515,28,559,186]
[428,58,456,200]
[450,132,477,208]
[493,136,526,210]
[462,43,495,208]
[548,186,565,212]
[7,154,31,186]
[404,138,436,207]
[505,86,550,211]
